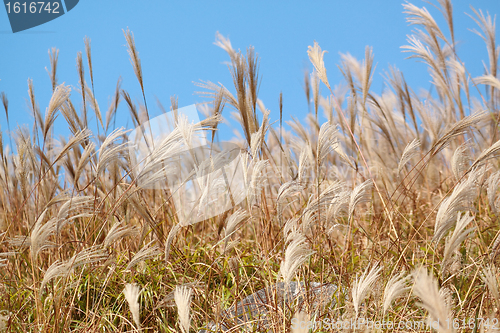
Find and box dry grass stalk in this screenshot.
[84,36,94,90]
[45,47,59,92]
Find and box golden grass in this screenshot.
[0,0,499,331]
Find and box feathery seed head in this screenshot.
[307,42,331,91]
[174,285,193,333]
[123,283,141,329]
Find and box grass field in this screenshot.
[1,0,500,332]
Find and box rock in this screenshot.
[198,281,341,333]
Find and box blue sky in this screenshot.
[0,0,499,146]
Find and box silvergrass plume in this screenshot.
[84,36,94,90]
[291,312,310,333]
[442,212,475,272]
[53,128,92,164]
[41,246,107,292]
[468,7,498,82]
[221,208,248,244]
[470,139,500,170]
[85,83,103,129]
[76,51,86,126]
[451,141,472,180]
[310,70,320,118]
[307,42,331,91]
[45,47,59,92]
[30,209,56,260]
[103,219,139,248]
[430,111,488,156]
[383,272,409,314]
[165,223,182,263]
[0,92,8,124]
[56,195,94,235]
[44,84,71,141]
[351,264,381,317]
[174,285,192,333]
[105,78,122,132]
[480,264,500,306]
[348,179,373,222]
[96,127,130,176]
[398,138,420,174]
[250,108,270,159]
[412,268,454,333]
[125,240,161,271]
[123,28,145,97]
[73,142,95,187]
[316,121,338,162]
[247,160,269,206]
[277,180,303,225]
[487,171,500,215]
[303,68,311,113]
[279,232,315,284]
[213,32,259,145]
[433,167,483,243]
[123,283,141,329]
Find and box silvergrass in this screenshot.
[30,209,56,260]
[441,212,475,272]
[123,283,142,329]
[451,140,472,180]
[351,264,381,318]
[103,219,139,248]
[44,84,71,141]
[412,268,454,333]
[279,232,314,284]
[433,167,483,243]
[307,42,330,91]
[84,36,94,93]
[41,246,107,292]
[105,78,122,133]
[398,138,421,174]
[84,83,103,130]
[125,240,161,271]
[382,272,409,314]
[123,29,146,107]
[96,128,130,176]
[480,264,500,309]
[2,1,500,329]
[348,179,373,222]
[220,208,248,248]
[174,285,192,333]
[76,51,87,129]
[45,47,59,92]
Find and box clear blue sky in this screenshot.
[0,0,499,146]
